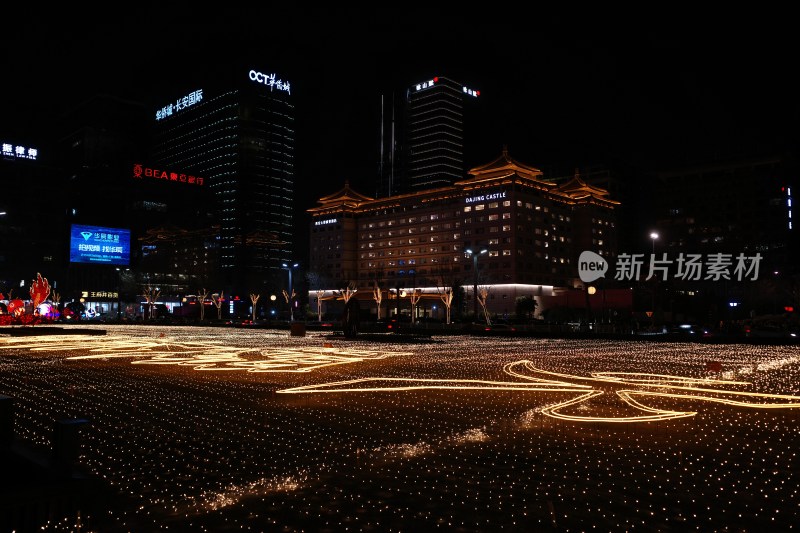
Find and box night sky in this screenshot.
[4,7,797,212]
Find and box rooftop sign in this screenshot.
[249,69,291,94]
[155,89,203,121]
[413,77,438,91]
[2,142,37,160]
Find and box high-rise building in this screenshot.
[150,67,295,297]
[55,94,151,311]
[378,76,479,198]
[0,135,63,295]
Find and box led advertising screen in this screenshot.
[69,224,130,266]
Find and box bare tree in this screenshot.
[372,281,383,320]
[249,293,260,322]
[312,289,324,321]
[197,288,209,321]
[434,268,460,325]
[478,286,491,325]
[408,288,422,322]
[211,291,225,320]
[282,288,296,320]
[142,285,161,319]
[438,287,454,324]
[305,270,331,321]
[335,282,358,304]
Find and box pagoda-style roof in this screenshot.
[457,147,556,187]
[556,169,620,205]
[308,180,374,213]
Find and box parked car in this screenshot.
[306,320,335,330]
[480,323,517,334]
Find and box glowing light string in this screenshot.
[5,334,800,423]
[2,334,410,372]
[279,359,800,423]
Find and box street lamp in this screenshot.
[648,232,659,327]
[281,262,299,322]
[465,248,488,319]
[115,267,129,320]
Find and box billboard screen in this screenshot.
[69,224,131,266]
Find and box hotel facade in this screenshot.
[309,149,620,320]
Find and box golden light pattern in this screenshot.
[192,474,305,512]
[2,331,409,372]
[2,326,800,531]
[279,359,800,423]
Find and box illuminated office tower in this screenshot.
[404,76,479,192]
[151,67,295,297]
[378,76,479,197]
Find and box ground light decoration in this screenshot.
[2,327,800,531]
[278,360,800,422]
[8,330,800,423]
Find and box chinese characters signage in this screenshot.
[81,290,119,299]
[614,252,762,282]
[314,218,337,226]
[249,69,291,94]
[69,224,130,266]
[133,164,203,186]
[414,77,437,91]
[578,250,762,284]
[463,86,480,97]
[155,89,203,121]
[2,142,37,160]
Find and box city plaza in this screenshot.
[1,324,799,531]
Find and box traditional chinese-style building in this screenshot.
[308,149,621,320]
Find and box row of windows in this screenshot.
[463,201,560,214]
[358,200,574,230]
[356,250,571,263]
[357,231,575,251]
